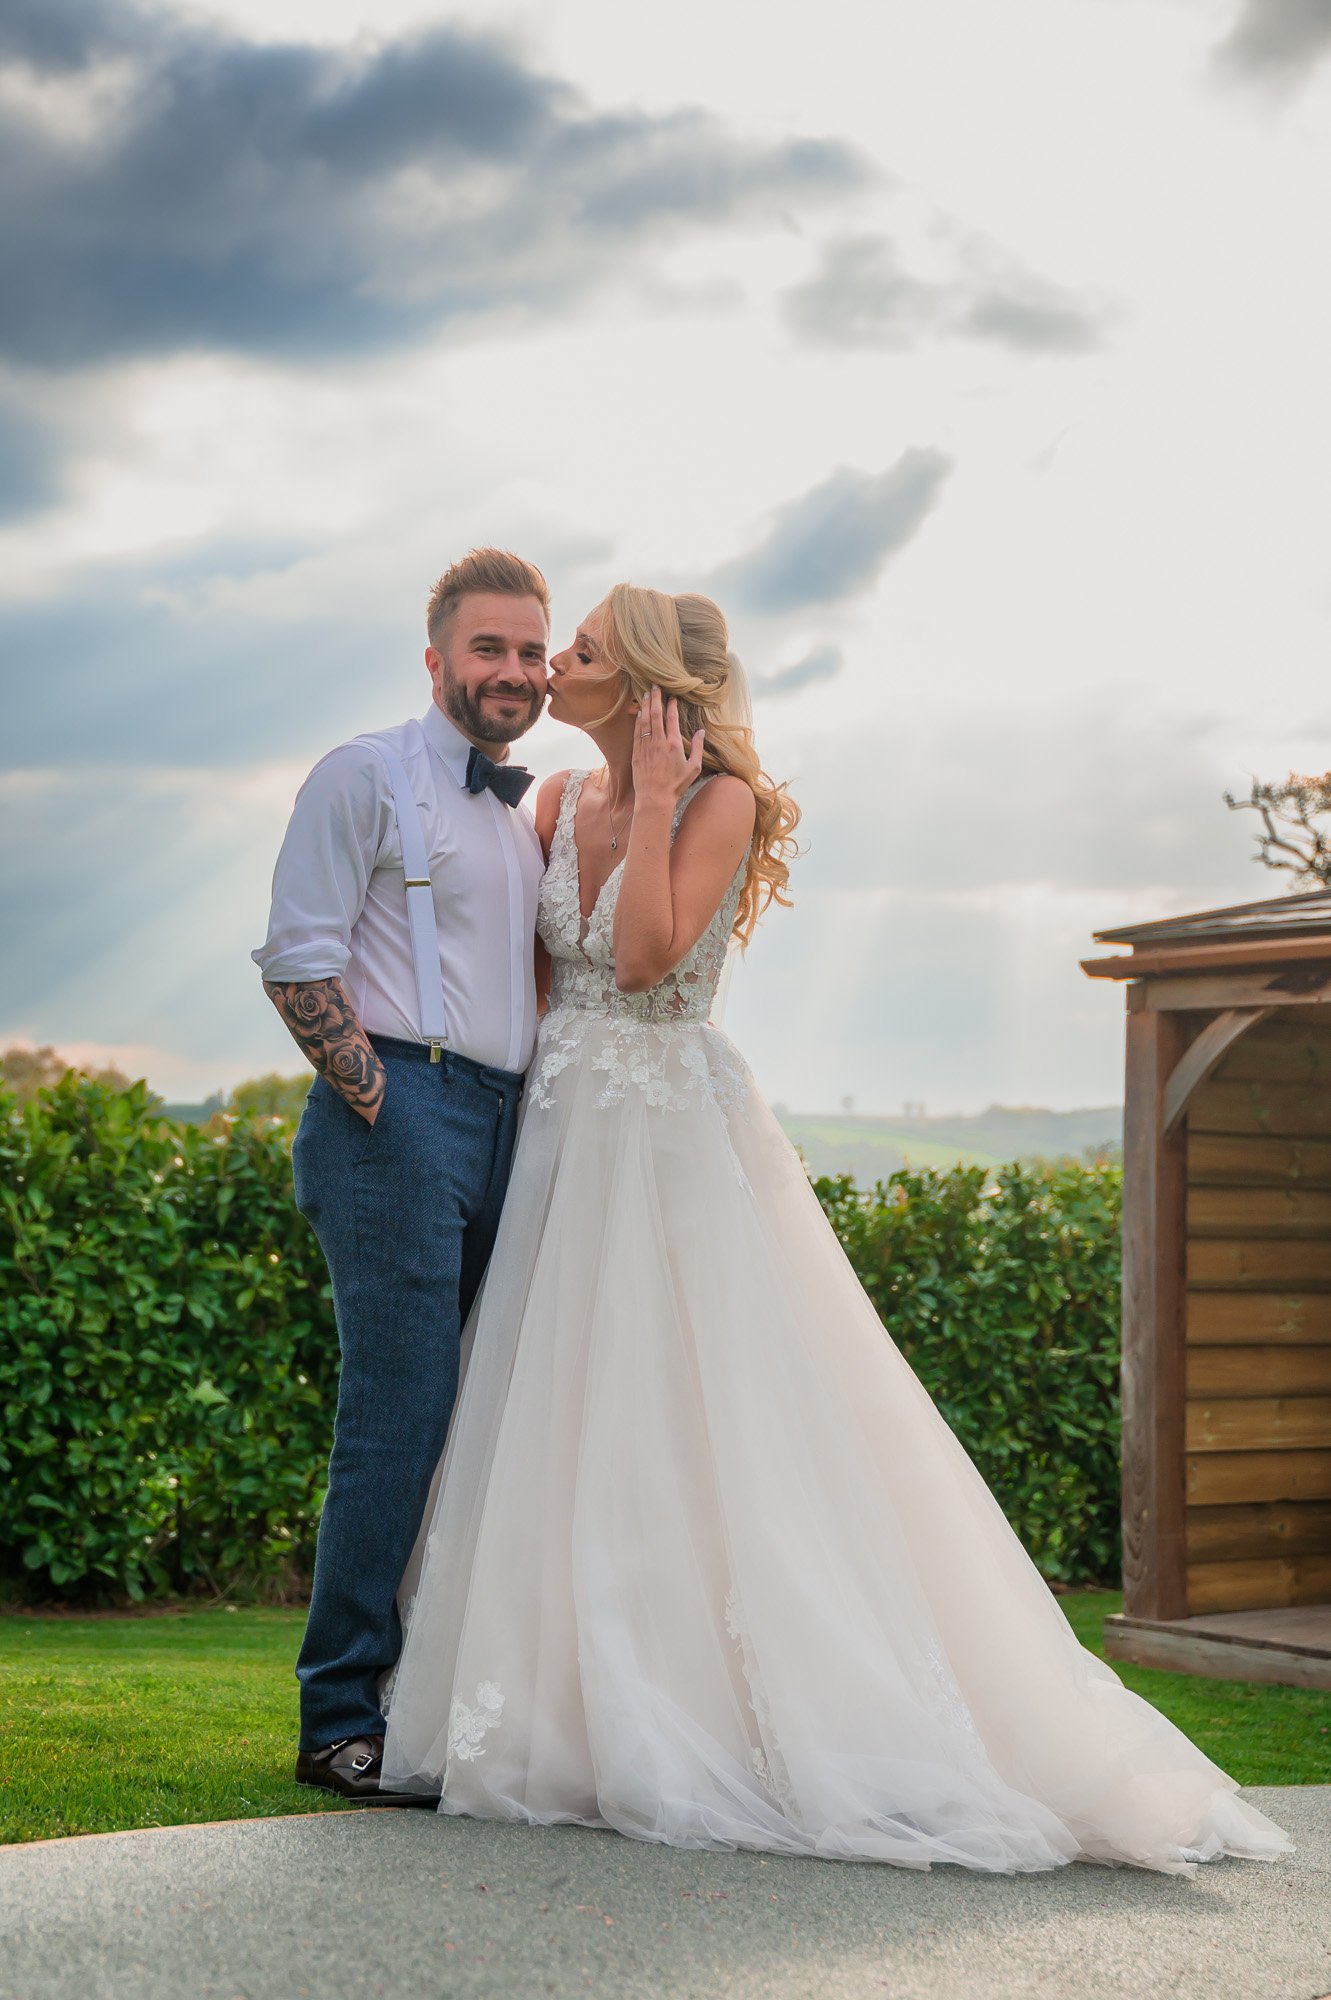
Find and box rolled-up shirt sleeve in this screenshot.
[252,744,388,984]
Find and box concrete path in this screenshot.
[1,1787,1328,2000]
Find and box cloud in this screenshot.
[784,693,1261,900]
[0,550,379,775]
[0,687,1275,1116]
[751,646,845,697]
[954,280,1105,355]
[0,397,64,521]
[715,688,1288,1112]
[783,236,937,350]
[1215,0,1331,86]
[711,452,953,615]
[0,3,869,374]
[0,0,131,70]
[0,760,307,1087]
[0,509,619,774]
[784,230,1109,355]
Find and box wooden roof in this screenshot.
[1095,888,1331,948]
[1084,888,1331,982]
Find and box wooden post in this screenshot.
[1120,989,1189,1620]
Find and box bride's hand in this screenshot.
[632,686,704,812]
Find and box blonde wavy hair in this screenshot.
[595,583,800,944]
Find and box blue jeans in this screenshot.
[290,1034,524,1749]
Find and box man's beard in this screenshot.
[441,661,544,745]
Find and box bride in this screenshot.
[381,583,1291,1875]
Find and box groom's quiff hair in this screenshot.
[426,548,550,649]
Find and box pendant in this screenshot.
[610,835,618,850]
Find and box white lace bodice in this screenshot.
[536,771,743,1024]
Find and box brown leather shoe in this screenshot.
[294,1735,439,1807]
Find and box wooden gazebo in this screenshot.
[1083,888,1331,1690]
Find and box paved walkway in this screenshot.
[1,1787,1327,2000]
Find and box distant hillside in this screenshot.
[776,1105,1122,1184]
[160,1095,225,1125]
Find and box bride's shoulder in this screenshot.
[534,768,579,855]
[678,772,756,840]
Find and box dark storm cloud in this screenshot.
[784,231,1108,356]
[712,452,953,616]
[1215,0,1331,85]
[0,2,870,373]
[751,646,845,697]
[0,0,135,70]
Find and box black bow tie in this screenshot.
[466,746,534,808]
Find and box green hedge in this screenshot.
[0,1076,334,1602]
[1,1077,1123,1602]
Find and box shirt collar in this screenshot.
[421,700,508,789]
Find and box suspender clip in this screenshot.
[429,1039,443,1064]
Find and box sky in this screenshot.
[2,0,1329,1113]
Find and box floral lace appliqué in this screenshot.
[534,773,586,964]
[530,770,752,1117]
[448,1680,505,1762]
[721,1585,799,1817]
[535,770,745,1032]
[924,1637,986,1756]
[529,1008,749,1115]
[528,1011,585,1108]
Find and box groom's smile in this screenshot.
[480,682,539,720]
[425,587,550,754]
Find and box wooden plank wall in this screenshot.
[1184,1013,1331,1613]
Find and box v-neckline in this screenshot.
[570,773,627,944]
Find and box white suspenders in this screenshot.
[357,725,449,1062]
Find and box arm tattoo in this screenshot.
[263,978,387,1119]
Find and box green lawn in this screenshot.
[1,1594,1327,1847]
[0,1607,348,1846]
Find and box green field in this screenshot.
[780,1117,1003,1178]
[1,1595,1326,1847]
[775,1104,1122,1184]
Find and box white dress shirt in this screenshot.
[253,704,545,1073]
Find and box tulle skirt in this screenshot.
[381,1011,1292,1875]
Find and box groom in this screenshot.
[253,548,550,1803]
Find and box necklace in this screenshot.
[606,778,631,852]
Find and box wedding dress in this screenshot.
[381,771,1291,1874]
